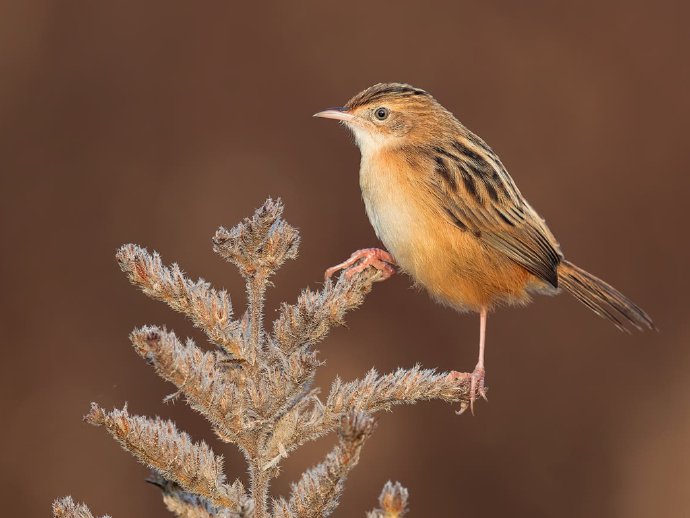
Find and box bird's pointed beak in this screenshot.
[313,107,355,122]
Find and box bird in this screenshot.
[313,82,655,414]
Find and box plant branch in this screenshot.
[279,412,377,518]
[129,326,246,446]
[272,272,378,354]
[85,404,247,511]
[147,472,253,518]
[295,366,471,445]
[117,244,244,359]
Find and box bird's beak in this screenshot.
[313,107,355,122]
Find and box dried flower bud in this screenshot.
[52,497,108,518]
[377,481,409,517]
[213,198,299,279]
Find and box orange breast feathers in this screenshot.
[359,148,535,312]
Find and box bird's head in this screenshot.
[314,83,454,154]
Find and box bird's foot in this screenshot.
[325,248,396,282]
[447,365,487,415]
[469,364,488,414]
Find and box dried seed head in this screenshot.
[213,198,299,279]
[52,497,108,518]
[378,481,409,517]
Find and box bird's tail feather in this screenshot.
[558,260,655,332]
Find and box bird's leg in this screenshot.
[448,307,488,415]
[469,307,489,412]
[324,248,396,281]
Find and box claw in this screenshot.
[325,248,396,281]
[446,370,471,415]
[455,401,470,416]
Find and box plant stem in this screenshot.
[251,463,270,518]
[247,271,271,516]
[246,273,266,365]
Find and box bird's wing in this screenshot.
[422,136,563,287]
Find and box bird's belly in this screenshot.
[360,163,533,312]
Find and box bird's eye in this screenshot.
[374,107,389,120]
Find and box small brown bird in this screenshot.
[314,83,654,413]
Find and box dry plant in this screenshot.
[53,199,473,517]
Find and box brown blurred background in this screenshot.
[2,1,689,516]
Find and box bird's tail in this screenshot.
[558,260,655,332]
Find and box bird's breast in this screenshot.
[359,155,419,261]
